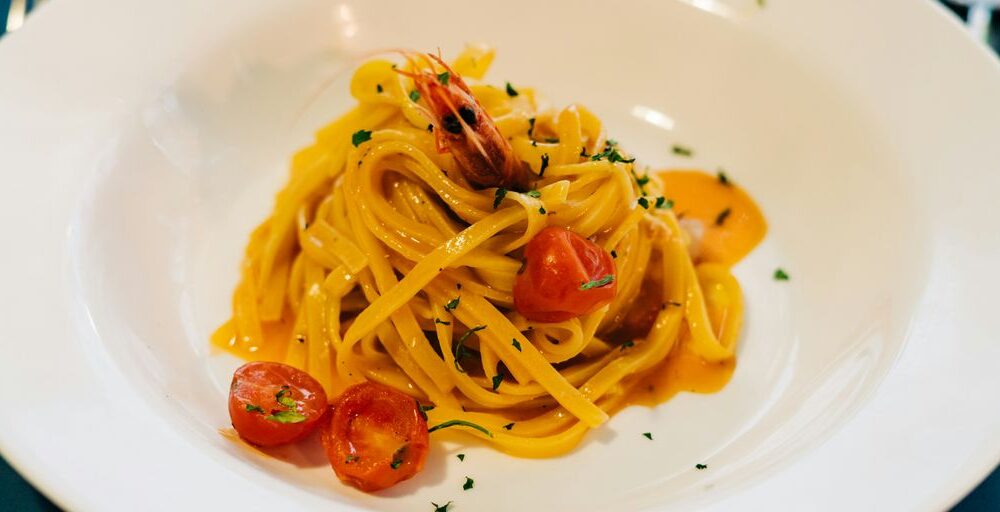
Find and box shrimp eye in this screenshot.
[458,106,477,126]
[443,114,463,134]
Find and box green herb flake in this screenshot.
[717,170,731,186]
[345,455,359,464]
[434,318,451,325]
[428,419,494,438]
[528,117,536,136]
[491,374,503,391]
[538,206,547,214]
[539,154,550,177]
[457,453,466,461]
[505,82,519,97]
[655,197,674,209]
[643,432,653,440]
[376,84,383,93]
[591,146,636,164]
[463,476,475,490]
[580,274,615,290]
[672,144,693,157]
[418,403,435,421]
[526,190,542,198]
[696,463,708,470]
[409,90,421,102]
[453,325,486,372]
[432,502,453,512]
[715,207,732,226]
[351,129,372,147]
[620,340,635,351]
[437,71,450,85]
[445,297,460,311]
[610,250,618,258]
[493,188,507,209]
[636,174,650,186]
[266,410,307,424]
[503,422,514,430]
[391,460,403,470]
[774,268,790,281]
[637,197,650,209]
[245,404,265,414]
[275,388,296,408]
[512,339,522,352]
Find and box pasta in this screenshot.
[213,46,762,458]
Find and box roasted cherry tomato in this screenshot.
[513,226,617,322]
[322,382,429,492]
[228,361,328,447]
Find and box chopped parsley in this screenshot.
[432,501,453,512]
[580,274,615,290]
[493,188,507,209]
[717,169,731,186]
[434,318,451,325]
[463,477,475,490]
[655,197,674,209]
[538,206,547,214]
[418,403,436,421]
[457,453,466,461]
[391,460,403,470]
[491,374,503,391]
[544,137,559,143]
[635,174,650,186]
[409,90,421,102]
[528,117,536,136]
[245,404,265,414]
[376,84,383,93]
[502,422,514,430]
[445,297,460,310]
[672,144,693,157]
[637,197,650,209]
[715,207,732,226]
[436,71,450,85]
[539,154,550,177]
[620,340,635,351]
[774,268,790,281]
[505,82,519,97]
[526,190,542,198]
[696,463,708,470]
[512,339,522,351]
[275,387,296,408]
[428,419,494,438]
[610,250,618,258]
[591,145,635,164]
[643,432,653,440]
[345,455,359,464]
[453,325,486,371]
[351,129,372,147]
[266,410,307,424]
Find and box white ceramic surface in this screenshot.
[0,0,998,510]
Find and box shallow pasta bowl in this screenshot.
[1,0,999,510]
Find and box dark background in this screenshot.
[0,1,997,510]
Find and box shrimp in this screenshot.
[397,51,532,191]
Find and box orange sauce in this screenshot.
[619,169,764,407]
[211,315,292,362]
[659,170,767,265]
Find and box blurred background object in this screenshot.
[0,0,998,511]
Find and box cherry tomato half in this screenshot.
[322,382,429,492]
[228,361,328,447]
[513,226,617,322]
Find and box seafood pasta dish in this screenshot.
[215,45,767,492]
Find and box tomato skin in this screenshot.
[513,226,617,322]
[228,362,328,447]
[322,382,429,492]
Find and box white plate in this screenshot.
[1,0,999,510]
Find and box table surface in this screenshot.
[0,0,997,510]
